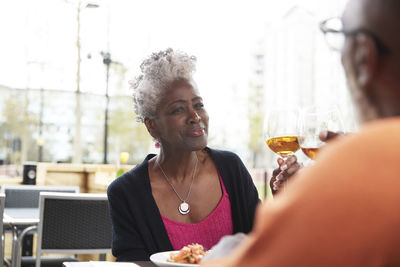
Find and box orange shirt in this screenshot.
[202,117,400,267]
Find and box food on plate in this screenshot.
[167,243,208,264]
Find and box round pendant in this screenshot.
[178,202,190,215]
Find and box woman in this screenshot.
[107,48,260,261]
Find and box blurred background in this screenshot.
[0,0,357,185]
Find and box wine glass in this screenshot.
[264,108,300,158]
[299,106,345,160]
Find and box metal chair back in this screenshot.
[0,193,5,267]
[35,192,112,267]
[0,185,80,208]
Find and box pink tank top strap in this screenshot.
[218,171,228,196]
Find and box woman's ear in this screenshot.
[144,117,158,139]
[353,33,379,87]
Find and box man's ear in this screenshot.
[144,117,158,139]
[353,33,379,87]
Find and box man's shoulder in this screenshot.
[318,117,400,168]
[359,117,400,137]
[347,117,400,151]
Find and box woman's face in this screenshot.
[151,80,209,152]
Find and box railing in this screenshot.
[0,163,273,198]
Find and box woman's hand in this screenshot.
[270,131,344,195]
[270,155,301,195]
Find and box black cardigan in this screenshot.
[107,147,260,261]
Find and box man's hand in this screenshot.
[319,130,344,142]
[202,233,247,262]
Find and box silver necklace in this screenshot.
[157,154,198,215]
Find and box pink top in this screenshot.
[161,174,233,250]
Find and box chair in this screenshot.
[1,185,80,267]
[0,185,80,209]
[28,192,112,267]
[1,193,5,267]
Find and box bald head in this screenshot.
[341,0,400,121]
[343,0,400,53]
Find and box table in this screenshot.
[3,208,40,225]
[2,208,39,267]
[63,261,157,267]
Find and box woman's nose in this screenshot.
[188,111,201,124]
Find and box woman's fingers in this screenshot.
[271,155,300,194]
[286,162,301,175]
[272,167,281,177]
[273,181,279,191]
[280,155,297,171]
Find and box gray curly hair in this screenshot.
[131,48,197,122]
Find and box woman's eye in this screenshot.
[172,107,184,114]
[194,103,204,109]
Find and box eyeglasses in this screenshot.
[319,17,389,55]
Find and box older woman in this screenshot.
[107,48,260,261]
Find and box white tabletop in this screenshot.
[63,261,155,267]
[3,208,40,225]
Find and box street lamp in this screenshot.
[38,87,44,161]
[99,51,124,164]
[100,51,111,164]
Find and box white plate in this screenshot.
[150,251,199,267]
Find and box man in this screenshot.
[202,0,400,266]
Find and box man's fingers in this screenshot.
[319,130,343,142]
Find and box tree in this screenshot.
[247,82,266,168]
[1,88,39,165]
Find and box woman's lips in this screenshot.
[188,128,205,137]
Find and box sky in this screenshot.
[0,0,346,94]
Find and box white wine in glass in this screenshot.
[300,147,319,160]
[299,106,345,160]
[264,109,300,158]
[266,136,300,157]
